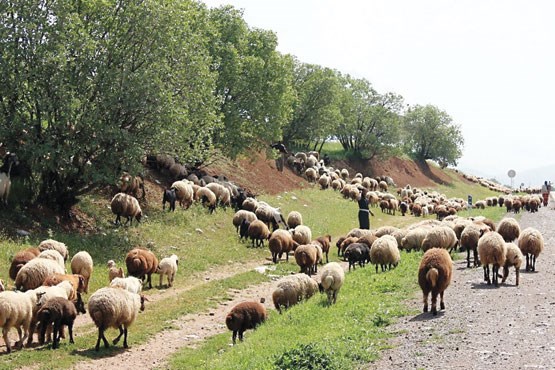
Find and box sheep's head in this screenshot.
[139,295,149,312]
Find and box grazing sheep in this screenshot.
[119,172,145,200]
[255,204,287,231]
[107,260,125,282]
[420,226,458,252]
[42,274,86,301]
[232,210,257,234]
[125,248,159,289]
[286,211,303,229]
[206,182,231,208]
[318,262,345,305]
[294,244,319,276]
[38,250,66,271]
[401,227,429,252]
[195,186,217,213]
[239,219,251,241]
[370,235,401,273]
[241,197,258,212]
[247,219,271,248]
[477,232,507,286]
[343,243,371,271]
[157,254,179,287]
[0,290,34,353]
[171,180,194,209]
[318,174,331,189]
[162,188,177,212]
[305,168,318,183]
[111,193,142,226]
[339,236,360,256]
[502,242,524,286]
[497,218,521,242]
[460,224,488,268]
[312,235,332,263]
[9,248,40,281]
[518,227,544,272]
[38,239,69,261]
[346,228,373,239]
[15,258,65,291]
[225,300,267,344]
[272,274,319,313]
[36,297,83,349]
[110,276,143,294]
[291,225,312,246]
[269,229,298,263]
[418,248,453,315]
[70,251,93,293]
[88,287,147,351]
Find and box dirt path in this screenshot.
[367,204,555,370]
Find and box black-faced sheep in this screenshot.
[343,243,370,271]
[171,180,194,209]
[477,231,507,286]
[88,287,146,351]
[225,300,267,344]
[247,220,271,248]
[111,193,142,226]
[162,188,176,212]
[497,217,520,242]
[370,235,401,273]
[272,274,319,313]
[125,248,159,289]
[502,242,523,286]
[9,247,40,281]
[70,251,93,293]
[118,172,145,200]
[518,227,544,272]
[418,248,453,315]
[268,229,298,263]
[318,262,345,305]
[294,244,319,276]
[0,290,34,353]
[232,210,257,234]
[37,296,86,349]
[255,204,287,231]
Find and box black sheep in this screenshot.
[344,243,370,271]
[162,188,176,212]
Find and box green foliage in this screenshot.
[403,105,464,167]
[273,343,342,370]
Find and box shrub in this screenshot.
[273,343,341,370]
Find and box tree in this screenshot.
[282,60,342,151]
[0,0,220,211]
[403,105,464,167]
[208,6,294,158]
[336,76,404,160]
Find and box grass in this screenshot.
[0,167,509,369]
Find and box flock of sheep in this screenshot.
[0,238,179,353]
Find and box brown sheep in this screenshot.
[42,274,86,301]
[339,236,359,256]
[268,230,298,263]
[225,300,267,345]
[110,193,142,226]
[497,218,520,242]
[9,248,40,281]
[119,172,145,200]
[36,296,86,349]
[518,227,544,272]
[312,235,332,263]
[294,244,318,276]
[125,248,159,289]
[477,232,507,286]
[247,220,271,248]
[418,248,453,315]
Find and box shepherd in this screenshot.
[541,180,550,207]
[357,188,374,229]
[270,141,288,172]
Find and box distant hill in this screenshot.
[457,163,555,189]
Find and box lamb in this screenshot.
[157,254,179,287]
[125,248,159,289]
[118,172,145,200]
[225,300,267,344]
[343,243,371,271]
[294,244,319,276]
[36,296,84,349]
[291,224,312,245]
[518,227,544,272]
[38,250,66,271]
[370,235,401,273]
[88,287,147,351]
[269,229,298,263]
[460,223,489,268]
[110,276,143,294]
[286,210,303,229]
[15,258,65,291]
[162,188,177,211]
[0,152,18,205]
[42,273,86,300]
[502,242,524,286]
[70,251,93,293]
[496,217,521,242]
[312,235,332,263]
[272,274,319,313]
[318,262,345,305]
[232,210,257,233]
[107,260,125,282]
[110,192,142,226]
[477,231,507,286]
[420,226,458,252]
[9,247,41,281]
[38,239,69,261]
[0,290,34,353]
[418,248,453,315]
[247,220,271,247]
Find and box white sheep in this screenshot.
[88,287,146,351]
[286,210,303,229]
[107,260,125,282]
[15,258,65,291]
[0,290,34,353]
[110,192,142,225]
[38,249,66,271]
[370,235,400,273]
[38,239,69,261]
[232,210,257,233]
[110,276,143,294]
[272,274,319,313]
[420,226,458,252]
[170,180,194,209]
[157,254,179,287]
[318,262,345,305]
[241,197,258,212]
[70,251,94,293]
[291,225,312,245]
[518,227,544,272]
[400,227,430,251]
[477,231,507,286]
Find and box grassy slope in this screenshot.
[0,166,507,369]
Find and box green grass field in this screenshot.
[0,171,509,369]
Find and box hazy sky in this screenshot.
[202,0,555,184]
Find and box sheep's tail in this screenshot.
[426,268,439,289]
[322,275,334,290]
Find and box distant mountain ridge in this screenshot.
[457,163,555,188]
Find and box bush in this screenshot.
[273,343,341,370]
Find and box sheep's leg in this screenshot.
[26,320,37,347]
[502,265,509,283]
[473,248,480,267]
[122,327,129,348]
[147,273,153,289]
[238,330,244,342]
[232,330,238,344]
[422,291,429,313]
[440,291,445,310]
[52,321,61,349]
[159,273,163,288]
[15,326,23,349]
[113,325,124,345]
[325,252,329,264]
[525,254,530,271]
[3,327,11,353]
[466,249,471,268]
[532,255,536,272]
[483,265,490,285]
[39,320,48,345]
[95,327,109,351]
[68,321,75,344]
[493,265,499,286]
[515,266,520,286]
[431,291,438,315]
